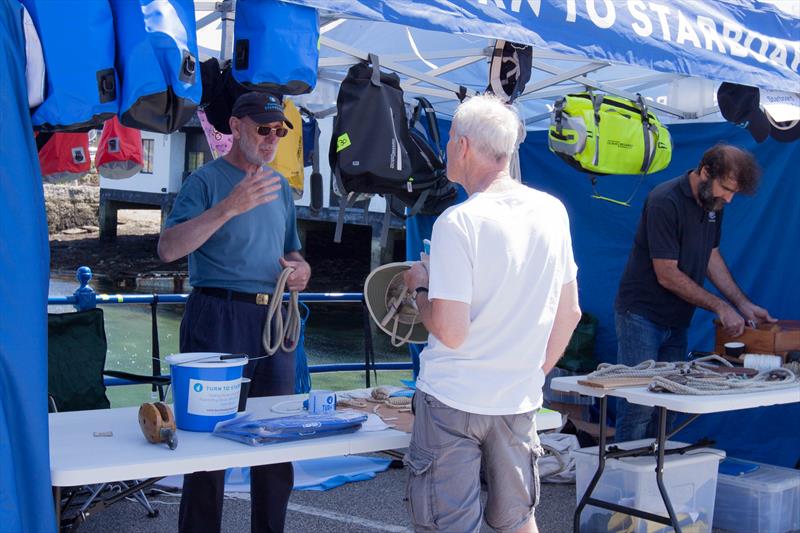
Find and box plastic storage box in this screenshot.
[713,459,800,533]
[573,440,725,533]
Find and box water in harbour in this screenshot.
[49,275,412,407]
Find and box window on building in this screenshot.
[141,139,154,174]
[185,131,212,174]
[187,152,205,173]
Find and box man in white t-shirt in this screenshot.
[402,94,582,533]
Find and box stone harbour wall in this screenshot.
[44,184,99,234]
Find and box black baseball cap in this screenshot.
[761,89,800,143]
[717,82,769,143]
[768,116,800,143]
[231,92,293,129]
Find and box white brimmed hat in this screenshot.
[364,262,429,346]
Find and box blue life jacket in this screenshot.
[110,0,201,133]
[300,108,318,167]
[21,0,118,130]
[232,0,319,95]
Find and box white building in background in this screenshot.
[97,114,402,268]
[98,131,180,240]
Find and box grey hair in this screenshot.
[451,94,522,163]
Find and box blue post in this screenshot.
[73,266,96,311]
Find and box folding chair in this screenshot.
[48,308,171,531]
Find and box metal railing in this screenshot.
[48,267,412,390]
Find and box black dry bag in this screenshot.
[329,54,413,244]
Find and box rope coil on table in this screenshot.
[588,354,733,378]
[649,367,799,395]
[587,354,800,395]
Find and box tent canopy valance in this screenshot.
[195,0,799,125]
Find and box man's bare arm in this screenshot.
[542,280,582,375]
[653,258,726,311]
[706,249,776,326]
[652,257,744,336]
[706,248,748,307]
[414,292,470,349]
[158,203,234,263]
[157,168,281,263]
[402,262,470,349]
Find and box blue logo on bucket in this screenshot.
[309,390,337,414]
[194,383,204,392]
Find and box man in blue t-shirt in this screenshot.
[614,143,775,442]
[158,92,310,533]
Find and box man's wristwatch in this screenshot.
[414,287,429,297]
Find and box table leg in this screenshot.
[52,486,61,531]
[573,396,608,533]
[573,400,692,532]
[655,406,682,533]
[362,300,373,388]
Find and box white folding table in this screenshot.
[551,375,800,533]
[50,394,562,529]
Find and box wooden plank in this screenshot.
[577,376,654,389]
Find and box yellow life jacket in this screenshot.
[268,98,304,199]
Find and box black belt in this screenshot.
[195,287,271,305]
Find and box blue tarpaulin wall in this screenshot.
[408,120,800,467]
[0,2,56,532]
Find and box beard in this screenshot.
[239,134,276,167]
[698,179,725,211]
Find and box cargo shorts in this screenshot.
[403,391,544,533]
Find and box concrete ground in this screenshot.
[73,457,732,533]
[74,463,573,533]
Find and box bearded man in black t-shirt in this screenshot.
[614,143,776,442]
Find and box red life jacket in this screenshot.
[38,132,90,183]
[95,116,143,179]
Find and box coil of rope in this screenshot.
[587,355,800,395]
[587,354,733,378]
[261,267,302,356]
[648,367,799,395]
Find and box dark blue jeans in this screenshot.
[614,310,687,442]
[177,290,296,533]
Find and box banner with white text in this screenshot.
[284,0,799,90]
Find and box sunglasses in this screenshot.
[255,125,289,138]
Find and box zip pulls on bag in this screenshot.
[588,174,646,208]
[590,193,632,207]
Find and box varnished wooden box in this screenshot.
[714,320,800,360]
